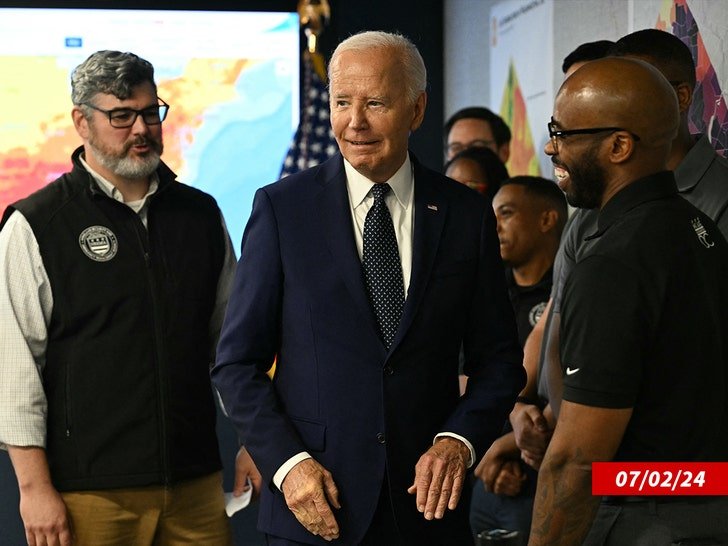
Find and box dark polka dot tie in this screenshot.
[362,183,405,349]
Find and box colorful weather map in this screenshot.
[656,0,728,158]
[0,9,300,249]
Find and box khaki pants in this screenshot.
[61,471,232,546]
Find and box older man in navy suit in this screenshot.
[212,31,524,545]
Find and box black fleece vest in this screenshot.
[3,149,226,491]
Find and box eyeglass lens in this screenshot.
[109,104,168,127]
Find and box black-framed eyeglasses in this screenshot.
[445,139,496,158]
[547,117,640,152]
[81,98,170,128]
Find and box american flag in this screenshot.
[280,52,339,177]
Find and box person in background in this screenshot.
[529,55,728,546]
[0,50,260,546]
[212,30,524,545]
[469,176,566,543]
[493,177,566,348]
[610,29,728,233]
[445,146,509,201]
[561,39,615,77]
[444,107,512,163]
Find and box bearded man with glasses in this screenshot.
[0,50,260,546]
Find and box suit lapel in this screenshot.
[315,154,448,357]
[316,155,383,347]
[389,159,447,354]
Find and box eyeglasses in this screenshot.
[547,117,640,152]
[81,98,170,128]
[445,139,496,158]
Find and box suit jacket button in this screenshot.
[384,366,394,375]
[376,432,386,444]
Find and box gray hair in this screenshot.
[328,31,427,104]
[71,50,156,107]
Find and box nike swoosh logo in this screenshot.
[565,367,580,376]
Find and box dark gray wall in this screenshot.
[323,0,445,171]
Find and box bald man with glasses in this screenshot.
[511,29,728,478]
[528,56,728,546]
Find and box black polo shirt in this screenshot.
[561,171,728,462]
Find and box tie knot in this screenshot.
[370,183,391,203]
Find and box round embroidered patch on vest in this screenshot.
[79,226,118,262]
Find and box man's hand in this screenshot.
[492,461,525,497]
[474,433,519,491]
[407,437,469,520]
[234,446,262,500]
[529,402,632,545]
[510,403,552,470]
[18,482,72,546]
[8,446,73,546]
[281,458,340,541]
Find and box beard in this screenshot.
[88,129,163,180]
[557,142,607,209]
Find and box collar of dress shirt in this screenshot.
[344,154,414,211]
[79,153,159,204]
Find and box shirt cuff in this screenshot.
[434,432,475,468]
[273,451,312,491]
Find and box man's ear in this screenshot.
[410,92,427,132]
[72,107,89,140]
[608,132,636,165]
[539,209,558,233]
[674,81,693,114]
[497,142,510,163]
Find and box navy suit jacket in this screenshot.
[212,153,524,545]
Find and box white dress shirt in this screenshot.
[345,154,414,294]
[0,157,236,449]
[272,154,475,490]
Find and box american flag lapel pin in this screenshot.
[427,204,438,211]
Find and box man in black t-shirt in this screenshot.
[495,176,566,347]
[469,176,566,540]
[528,57,728,545]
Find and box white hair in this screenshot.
[328,30,427,104]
